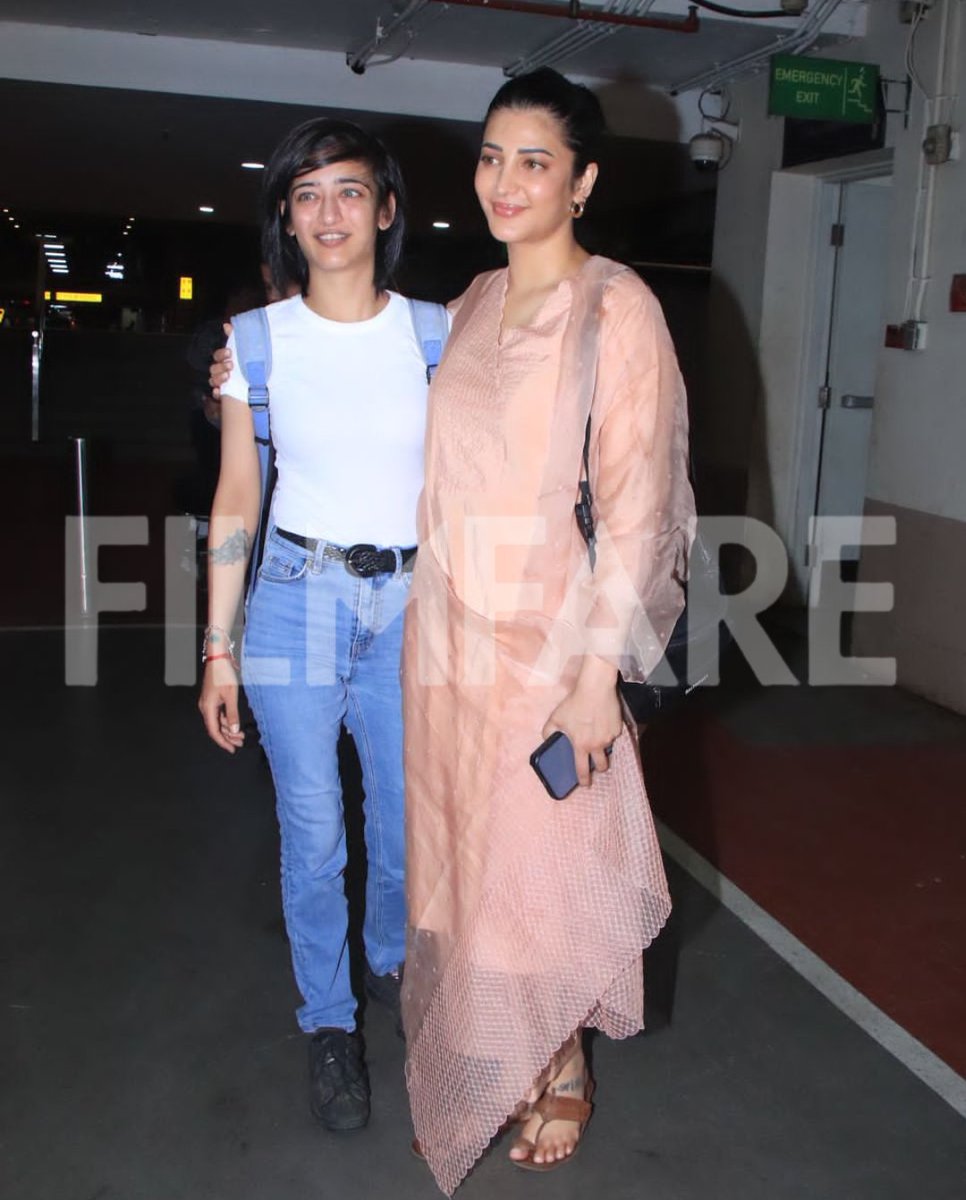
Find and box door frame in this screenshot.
[753,147,893,601]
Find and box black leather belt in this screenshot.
[276,528,416,577]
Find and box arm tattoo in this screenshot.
[208,529,252,565]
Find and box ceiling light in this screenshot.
[241,161,265,170]
[199,206,214,214]
[432,220,451,230]
[44,242,65,250]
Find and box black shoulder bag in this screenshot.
[575,415,726,723]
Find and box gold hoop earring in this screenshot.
[570,199,586,219]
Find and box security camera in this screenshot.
[689,131,727,172]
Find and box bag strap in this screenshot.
[576,398,697,576]
[575,415,596,569]
[407,297,449,382]
[232,306,274,604]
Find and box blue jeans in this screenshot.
[242,528,410,1033]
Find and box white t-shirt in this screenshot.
[223,292,431,547]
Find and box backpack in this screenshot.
[232,297,449,603]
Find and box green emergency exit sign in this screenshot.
[769,54,879,124]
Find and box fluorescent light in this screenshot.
[198,205,214,214]
[241,161,265,170]
[432,220,451,230]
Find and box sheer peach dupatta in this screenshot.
[402,257,694,1193]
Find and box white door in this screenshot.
[811,177,892,567]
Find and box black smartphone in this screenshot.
[530,731,583,800]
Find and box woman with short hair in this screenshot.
[199,117,441,1132]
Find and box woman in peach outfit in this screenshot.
[403,70,694,1193]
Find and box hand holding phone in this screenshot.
[530,731,611,800]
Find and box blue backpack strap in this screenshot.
[231,307,274,602]
[407,298,449,382]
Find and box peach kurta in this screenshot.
[402,257,694,1194]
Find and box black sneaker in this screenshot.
[364,964,404,1039]
[307,1028,370,1131]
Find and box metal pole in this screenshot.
[428,0,699,33]
[30,330,42,442]
[32,239,46,442]
[73,436,91,617]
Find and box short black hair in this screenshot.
[261,118,406,296]
[484,68,606,176]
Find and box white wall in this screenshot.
[709,0,966,709]
[699,70,783,521]
[861,0,966,523]
[0,20,703,142]
[714,0,966,525]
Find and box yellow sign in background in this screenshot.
[43,291,103,303]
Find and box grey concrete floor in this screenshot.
[2,628,964,1199]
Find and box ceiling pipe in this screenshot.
[504,0,658,76]
[347,0,433,74]
[427,0,699,34]
[504,19,610,75]
[670,0,843,94]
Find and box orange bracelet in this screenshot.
[205,653,236,665]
